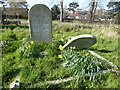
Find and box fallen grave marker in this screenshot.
[63,34,96,50]
[63,34,118,69]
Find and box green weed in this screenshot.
[2,21,119,88]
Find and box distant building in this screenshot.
[63,8,90,20]
[0,7,28,19]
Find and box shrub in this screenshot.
[2,41,19,54]
[2,31,19,54]
[115,11,120,24]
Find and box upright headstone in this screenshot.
[0,9,2,24]
[63,35,96,50]
[29,4,52,43]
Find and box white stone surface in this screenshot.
[10,80,20,89]
[63,34,96,50]
[29,4,52,43]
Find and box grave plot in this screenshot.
[8,34,118,88]
[2,23,119,88]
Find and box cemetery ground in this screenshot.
[1,20,120,88]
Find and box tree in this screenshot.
[0,0,7,24]
[0,0,28,8]
[8,2,28,8]
[107,1,120,18]
[107,1,120,24]
[107,1,120,12]
[89,0,98,22]
[7,0,28,19]
[7,0,28,8]
[114,10,120,24]
[51,5,60,19]
[68,2,79,17]
[60,0,63,22]
[0,1,5,4]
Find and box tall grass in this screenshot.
[1,21,119,88]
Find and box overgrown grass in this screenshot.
[1,21,119,88]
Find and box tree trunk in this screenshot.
[93,2,98,21]
[60,0,63,22]
[89,0,98,23]
[89,1,95,23]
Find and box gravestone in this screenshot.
[63,35,96,50]
[29,4,52,43]
[0,10,2,23]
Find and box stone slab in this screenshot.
[63,35,96,50]
[29,4,52,43]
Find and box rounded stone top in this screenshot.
[29,4,50,11]
[63,34,97,50]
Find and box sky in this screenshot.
[0,0,120,10]
[26,0,111,10]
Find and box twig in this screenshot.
[33,77,74,86]
[92,69,120,76]
[47,77,74,84]
[87,49,118,69]
[32,68,119,86]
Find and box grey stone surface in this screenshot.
[63,35,96,50]
[29,4,52,43]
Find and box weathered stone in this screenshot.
[29,4,52,43]
[63,35,96,50]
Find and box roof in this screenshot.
[69,13,79,17]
